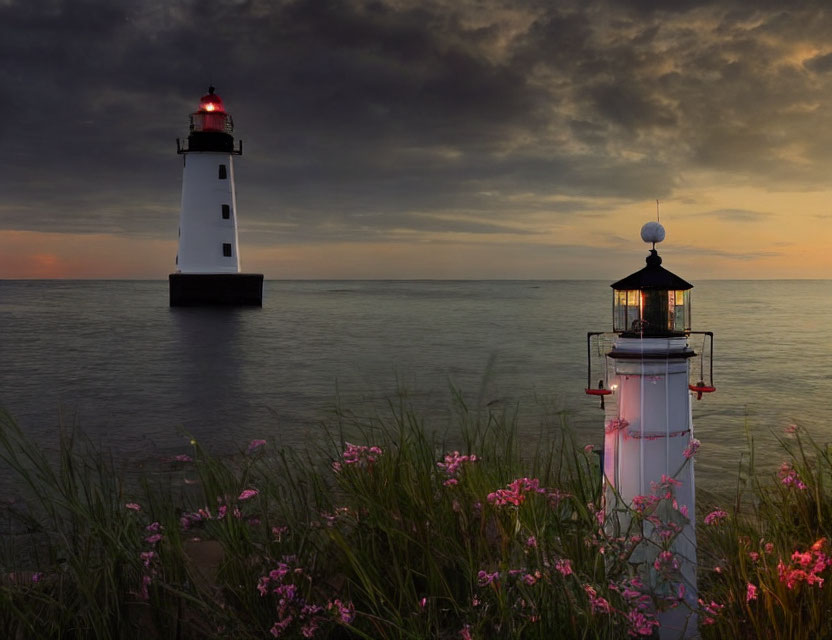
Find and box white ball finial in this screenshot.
[640,221,665,244]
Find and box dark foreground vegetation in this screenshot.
[0,396,830,639]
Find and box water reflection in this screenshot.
[169,307,254,448]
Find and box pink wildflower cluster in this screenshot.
[487,477,545,506]
[258,556,354,637]
[180,490,259,530]
[778,462,808,490]
[746,582,758,602]
[777,538,832,589]
[331,442,383,472]
[583,584,612,614]
[437,450,478,486]
[704,510,728,526]
[132,521,163,601]
[698,599,724,625]
[653,550,680,575]
[585,578,661,635]
[487,477,570,508]
[555,558,572,577]
[626,610,659,637]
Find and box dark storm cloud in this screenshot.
[3,0,832,241]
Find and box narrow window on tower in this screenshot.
[218,164,227,179]
[223,243,232,257]
[221,204,230,219]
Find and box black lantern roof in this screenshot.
[611,249,692,291]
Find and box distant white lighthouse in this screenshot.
[586,222,715,639]
[170,87,263,306]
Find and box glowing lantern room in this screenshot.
[190,86,233,134]
[610,224,692,338]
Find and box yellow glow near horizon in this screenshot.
[4,182,832,280]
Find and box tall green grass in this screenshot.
[1,398,831,639]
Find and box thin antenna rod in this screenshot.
[656,199,660,223]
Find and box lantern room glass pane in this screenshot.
[613,288,690,335]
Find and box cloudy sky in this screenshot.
[3,0,832,279]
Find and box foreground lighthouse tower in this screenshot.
[586,222,715,639]
[170,87,263,306]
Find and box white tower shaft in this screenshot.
[177,152,240,273]
[604,336,697,639]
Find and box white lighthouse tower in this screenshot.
[170,87,263,306]
[586,222,715,639]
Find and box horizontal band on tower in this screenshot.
[608,349,696,360]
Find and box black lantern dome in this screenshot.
[611,222,692,337]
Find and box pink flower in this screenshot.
[125,503,141,511]
[779,463,808,490]
[173,454,192,463]
[698,599,724,619]
[145,521,161,532]
[238,488,259,501]
[555,558,573,576]
[584,444,594,453]
[704,510,728,526]
[626,610,659,636]
[523,572,540,586]
[526,535,537,548]
[683,438,701,459]
[660,474,682,487]
[785,423,799,434]
[140,551,156,568]
[145,533,163,545]
[477,570,499,586]
[460,624,473,640]
[327,599,355,624]
[31,572,43,583]
[746,582,758,602]
[247,439,267,454]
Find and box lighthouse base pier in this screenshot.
[169,273,263,307]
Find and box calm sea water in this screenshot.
[1,280,830,495]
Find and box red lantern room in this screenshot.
[191,86,233,134]
[177,86,241,155]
